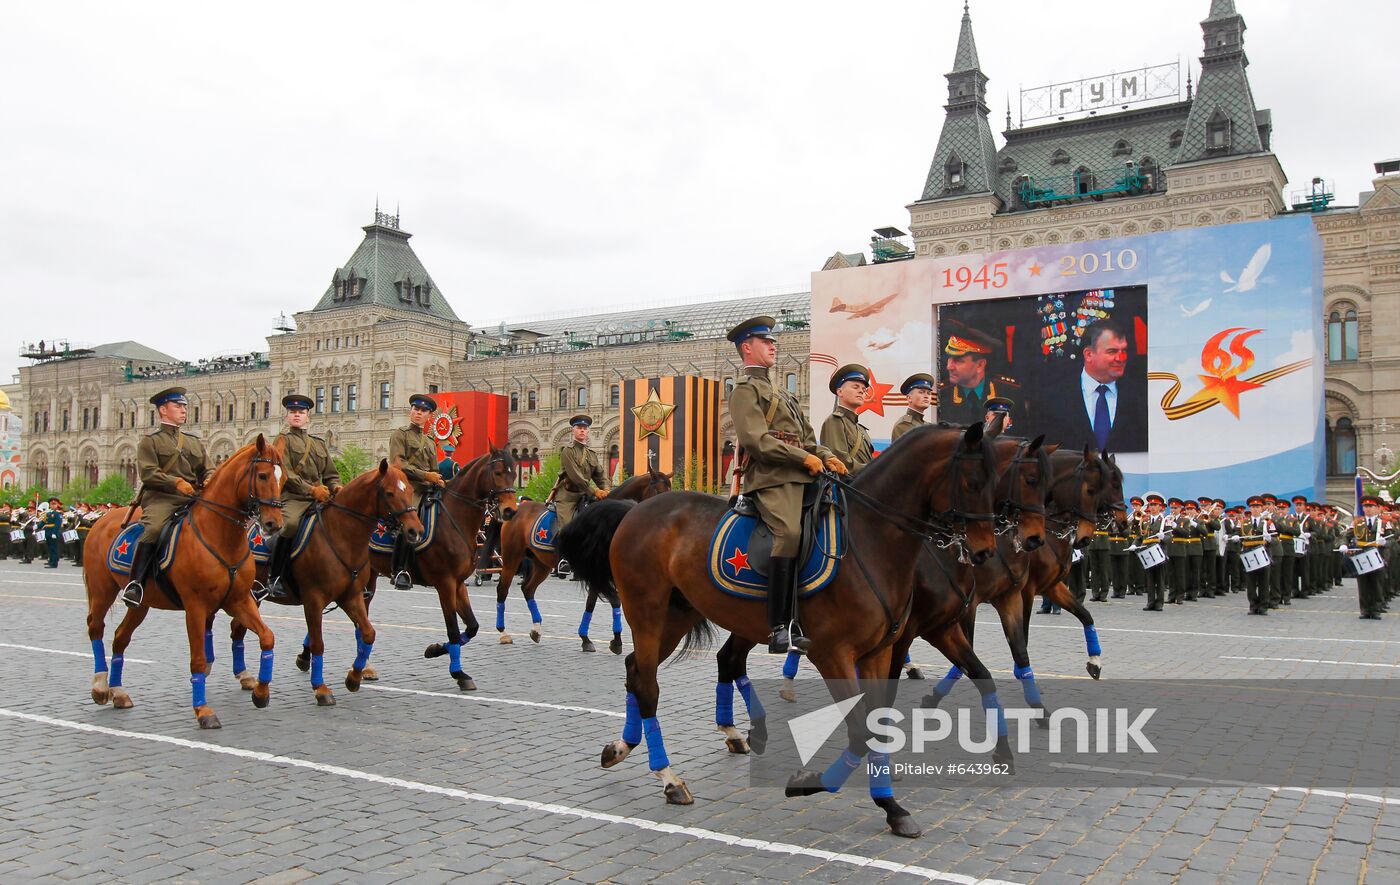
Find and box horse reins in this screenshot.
[180,452,285,598]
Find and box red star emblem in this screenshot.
[116,540,129,556]
[856,372,894,417]
[537,527,549,541]
[725,547,751,573]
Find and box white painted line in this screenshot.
[1025,623,1400,645]
[0,642,155,664]
[1219,655,1400,669]
[363,683,624,718]
[0,707,1018,885]
[1268,786,1400,807]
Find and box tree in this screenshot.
[521,453,561,501]
[334,443,374,485]
[90,474,136,505]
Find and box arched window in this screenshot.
[1139,157,1160,192]
[1169,129,1183,150]
[945,153,965,190]
[610,384,620,407]
[577,387,588,408]
[1328,417,1357,475]
[1075,166,1095,195]
[1112,139,1132,157]
[1206,108,1231,151]
[509,392,518,412]
[724,379,735,395]
[558,388,568,409]
[786,373,798,394]
[1328,309,1359,362]
[527,390,537,411]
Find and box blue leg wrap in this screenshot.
[716,681,735,727]
[982,691,1008,737]
[642,716,670,771]
[526,598,542,624]
[1014,664,1043,706]
[231,639,246,676]
[611,606,622,634]
[311,653,324,686]
[736,675,765,720]
[448,641,462,671]
[622,692,642,745]
[91,639,107,674]
[110,655,125,688]
[904,652,913,665]
[820,748,863,793]
[1084,624,1103,656]
[934,665,963,697]
[258,649,273,684]
[353,638,372,671]
[496,601,505,631]
[868,751,894,799]
[578,610,593,638]
[782,650,801,679]
[190,672,206,708]
[301,632,310,653]
[204,630,215,665]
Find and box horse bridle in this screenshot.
[995,440,1049,543]
[179,451,285,595]
[440,453,516,510]
[1045,458,1104,541]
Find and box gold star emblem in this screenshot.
[631,389,676,440]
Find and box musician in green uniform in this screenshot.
[1223,506,1244,593]
[820,364,874,476]
[1126,496,1146,595]
[890,373,934,444]
[727,316,842,653]
[1135,494,1167,611]
[1181,499,1204,600]
[1345,496,1390,619]
[72,502,95,567]
[1241,496,1273,615]
[264,393,342,599]
[556,414,610,530]
[43,498,64,568]
[387,393,447,589]
[122,387,208,608]
[1107,508,1131,598]
[1088,505,1112,603]
[0,503,11,561]
[938,329,1021,428]
[1197,497,1221,598]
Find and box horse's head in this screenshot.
[249,434,285,537]
[379,460,423,545]
[931,422,999,566]
[1098,451,1128,522]
[1052,445,1104,549]
[995,435,1049,552]
[644,466,673,499]
[484,442,519,520]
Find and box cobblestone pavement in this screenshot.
[1,558,1398,884]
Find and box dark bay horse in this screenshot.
[493,466,670,646]
[366,444,518,691]
[84,436,286,729]
[560,423,999,838]
[230,460,422,706]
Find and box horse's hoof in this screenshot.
[580,638,597,653]
[888,813,922,838]
[498,633,513,645]
[197,713,222,730]
[252,687,270,709]
[345,671,362,693]
[993,739,1015,774]
[453,672,477,692]
[424,643,447,659]
[111,689,133,710]
[315,690,336,707]
[725,737,750,755]
[360,666,378,681]
[1034,704,1050,729]
[748,720,768,756]
[906,667,925,680]
[609,637,623,655]
[785,770,825,798]
[601,740,634,769]
[295,651,311,673]
[663,781,693,806]
[530,627,542,643]
[91,688,112,706]
[779,686,797,704]
[1086,660,1102,680]
[204,661,214,677]
[919,692,945,710]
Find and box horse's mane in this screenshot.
[203,438,277,485]
[862,423,997,488]
[613,472,668,497]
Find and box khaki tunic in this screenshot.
[276,427,340,534]
[728,366,834,557]
[136,423,207,539]
[556,442,609,527]
[820,407,873,476]
[388,424,439,506]
[890,408,926,443]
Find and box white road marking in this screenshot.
[0,707,1017,885]
[363,683,624,718]
[0,642,155,664]
[1268,786,1400,807]
[1024,623,1400,645]
[1219,655,1400,669]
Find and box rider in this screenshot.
[726,315,842,654]
[263,393,341,601]
[555,414,609,530]
[890,373,934,443]
[122,387,208,608]
[387,393,446,590]
[819,364,874,476]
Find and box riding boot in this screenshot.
[391,535,414,590]
[767,556,800,654]
[263,538,296,603]
[121,540,158,609]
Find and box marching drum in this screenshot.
[1136,544,1167,570]
[62,529,79,543]
[8,529,22,543]
[1293,536,1308,556]
[1241,548,1272,573]
[1347,548,1385,576]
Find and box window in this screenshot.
[1328,309,1359,362]
[263,400,270,419]
[1139,157,1160,192]
[558,388,568,409]
[315,387,325,415]
[1050,148,1070,166]
[119,412,124,429]
[215,404,221,423]
[193,406,200,424]
[945,153,965,190]
[428,383,439,394]
[610,385,620,407]
[527,390,537,411]
[577,387,588,407]
[379,382,391,410]
[510,392,519,412]
[250,402,256,420]
[62,410,69,431]
[347,383,358,412]
[1328,417,1357,476]
[1075,167,1095,195]
[331,385,341,413]
[725,379,735,394]
[316,339,321,352]
[82,409,89,431]
[1112,139,1132,157]
[1206,108,1231,151]
[1169,129,1183,150]
[786,373,798,395]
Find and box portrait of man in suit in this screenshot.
[1042,318,1148,453]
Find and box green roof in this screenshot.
[309,218,461,322]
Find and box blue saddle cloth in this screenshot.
[107,520,185,575]
[528,508,559,554]
[707,503,842,600]
[248,510,320,563]
[369,500,437,554]
[248,524,272,563]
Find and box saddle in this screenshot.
[107,505,191,608]
[249,510,323,598]
[528,497,592,555]
[708,477,844,600]
[369,495,438,555]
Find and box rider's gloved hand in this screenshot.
[823,457,849,476]
[175,479,196,496]
[427,474,447,487]
[593,488,609,500]
[802,454,824,476]
[311,485,331,503]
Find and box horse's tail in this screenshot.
[557,499,636,596]
[671,590,716,663]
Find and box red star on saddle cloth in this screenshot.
[537,527,550,541]
[725,547,750,574]
[116,539,130,556]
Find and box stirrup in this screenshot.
[251,581,272,603]
[789,625,812,654]
[392,570,413,590]
[121,581,144,609]
[767,624,790,655]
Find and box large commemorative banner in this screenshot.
[810,216,1323,502]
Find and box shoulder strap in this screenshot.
[158,432,185,474]
[765,392,781,425]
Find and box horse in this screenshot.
[227,460,423,706]
[364,444,518,692]
[559,422,999,838]
[493,465,671,647]
[84,436,286,729]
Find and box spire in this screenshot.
[918,1,997,201]
[952,1,980,72]
[1175,0,1266,163]
[1005,95,1012,131]
[1206,0,1238,20]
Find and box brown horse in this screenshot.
[493,466,671,646]
[228,460,422,705]
[559,422,999,838]
[84,436,286,729]
[366,444,518,691]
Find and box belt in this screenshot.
[1109,536,1128,542]
[1183,538,1200,542]
[1093,531,1108,536]
[769,431,801,446]
[1243,540,1266,548]
[1280,534,1296,540]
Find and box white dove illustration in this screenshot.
[1180,299,1212,318]
[1219,243,1272,293]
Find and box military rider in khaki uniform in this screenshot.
[726,316,843,654]
[556,414,610,528]
[387,393,446,589]
[819,364,874,476]
[123,387,208,608]
[264,393,341,599]
[891,373,935,443]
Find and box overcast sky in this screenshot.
[3,0,1394,382]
